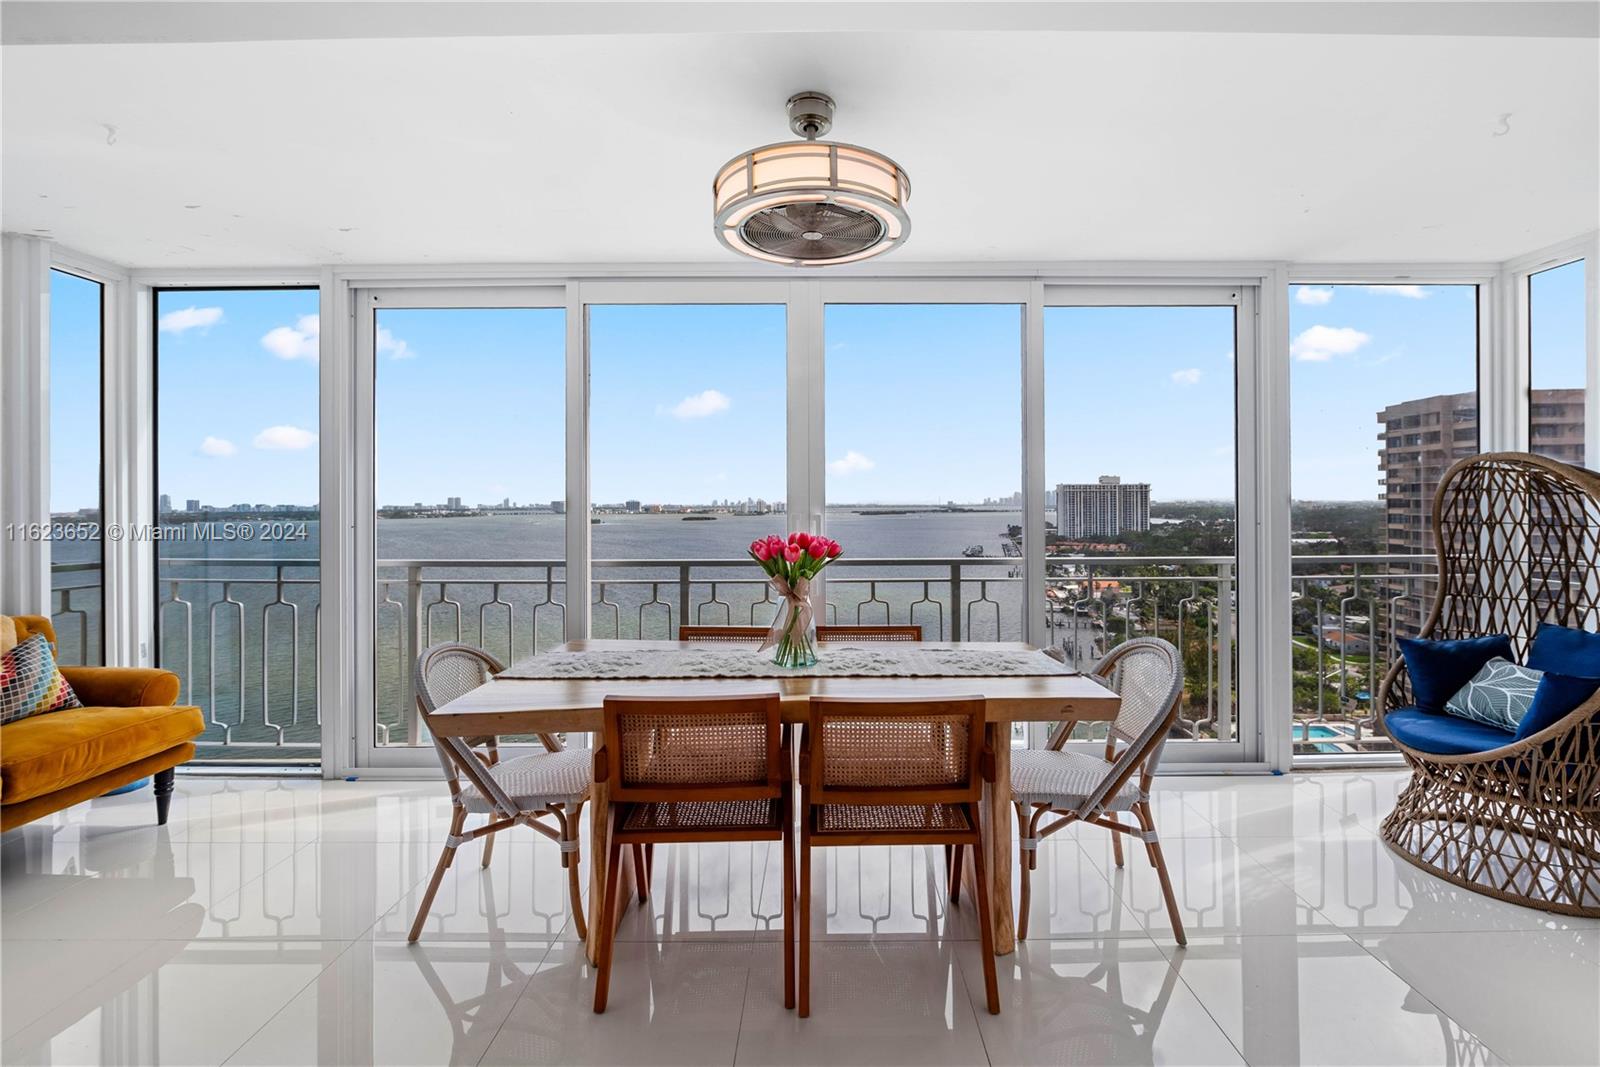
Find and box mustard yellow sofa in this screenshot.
[1,615,204,833]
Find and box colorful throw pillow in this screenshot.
[1515,671,1600,741]
[1526,622,1600,678]
[1443,657,1542,732]
[1398,634,1514,714]
[0,633,83,725]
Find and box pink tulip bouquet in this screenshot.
[748,532,843,667]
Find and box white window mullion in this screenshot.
[565,281,591,641]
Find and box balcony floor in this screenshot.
[3,771,1595,1066]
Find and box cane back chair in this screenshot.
[1378,452,1600,916]
[798,696,1000,1017]
[590,692,795,1013]
[408,643,594,943]
[678,624,923,643]
[1010,637,1186,944]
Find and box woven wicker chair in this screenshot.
[798,696,1000,1017]
[408,643,598,943]
[1010,637,1186,944]
[1378,452,1600,917]
[678,624,923,642]
[590,692,794,1013]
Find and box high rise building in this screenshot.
[1053,476,1151,539]
[158,493,172,513]
[185,498,200,512]
[1377,388,1586,631]
[446,496,463,509]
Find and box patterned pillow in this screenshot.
[0,633,83,725]
[1443,656,1542,732]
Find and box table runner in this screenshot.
[498,644,1079,680]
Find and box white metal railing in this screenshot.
[52,551,1436,760]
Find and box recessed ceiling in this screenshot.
[3,3,1596,268]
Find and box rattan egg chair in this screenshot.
[1377,452,1600,917]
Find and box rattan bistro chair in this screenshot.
[590,692,795,1014]
[408,643,595,943]
[798,697,1001,1017]
[678,624,923,642]
[1378,453,1600,917]
[1011,637,1187,945]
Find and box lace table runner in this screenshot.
[498,645,1078,681]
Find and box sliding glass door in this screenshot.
[356,288,567,764]
[1041,287,1255,761]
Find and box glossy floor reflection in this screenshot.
[2,772,1595,1065]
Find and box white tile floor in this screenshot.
[2,770,1595,1066]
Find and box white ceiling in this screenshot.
[3,3,1597,269]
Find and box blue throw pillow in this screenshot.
[1526,623,1600,677]
[1443,657,1543,732]
[1398,634,1514,714]
[1514,671,1600,740]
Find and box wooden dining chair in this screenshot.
[409,643,598,943]
[590,692,795,1013]
[678,624,923,642]
[797,696,1000,1017]
[1011,637,1187,945]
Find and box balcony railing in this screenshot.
[52,551,1436,762]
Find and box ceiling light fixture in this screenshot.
[713,92,911,266]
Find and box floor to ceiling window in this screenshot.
[154,287,320,762]
[368,297,565,751]
[1528,259,1588,468]
[1288,283,1480,758]
[47,268,105,665]
[1043,297,1242,750]
[823,303,1023,642]
[588,303,787,638]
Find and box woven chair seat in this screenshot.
[620,798,783,833]
[813,802,971,834]
[1011,749,1140,812]
[460,748,591,814]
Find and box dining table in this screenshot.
[425,638,1122,960]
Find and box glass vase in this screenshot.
[771,595,819,669]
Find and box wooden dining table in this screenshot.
[426,638,1121,960]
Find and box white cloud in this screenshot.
[199,435,236,457]
[159,306,224,334]
[1170,368,1202,386]
[828,450,876,476]
[252,425,317,450]
[667,389,731,419]
[1362,285,1430,299]
[1295,286,1334,306]
[1291,324,1372,362]
[261,314,320,360]
[377,326,414,359]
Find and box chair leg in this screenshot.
[592,822,625,1013]
[798,833,812,1018]
[949,842,964,903]
[632,843,651,902]
[480,827,496,869]
[409,808,465,943]
[1136,802,1186,946]
[565,816,589,943]
[1015,802,1033,942]
[967,825,1001,1015]
[1107,812,1125,868]
[154,768,176,825]
[782,811,796,1010]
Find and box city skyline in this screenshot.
[45,275,1591,514]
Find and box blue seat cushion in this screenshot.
[1385,706,1516,756]
[1514,671,1600,741]
[1526,623,1600,677]
[1398,634,1514,713]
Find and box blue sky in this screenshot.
[46,271,1590,513]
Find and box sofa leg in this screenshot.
[154,768,176,825]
